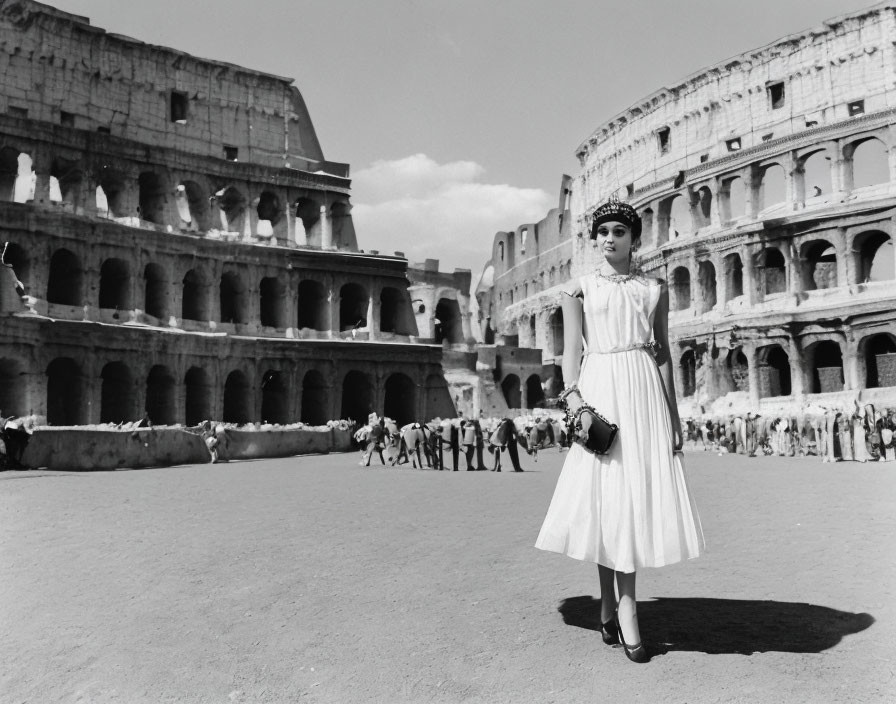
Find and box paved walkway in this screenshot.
[2,449,893,703]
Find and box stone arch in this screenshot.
[384,372,416,426]
[694,187,712,228]
[297,279,328,331]
[757,247,786,296]
[847,137,889,190]
[697,261,717,312]
[549,308,564,356]
[46,357,85,425]
[47,248,83,306]
[723,252,744,300]
[800,239,838,290]
[670,266,691,311]
[722,176,746,221]
[758,163,787,211]
[216,186,247,232]
[100,361,135,423]
[184,366,212,426]
[143,263,168,320]
[220,270,248,324]
[757,344,791,398]
[182,268,209,321]
[261,369,289,424]
[424,373,454,421]
[501,374,521,409]
[99,258,132,310]
[434,297,463,344]
[0,146,22,201]
[138,172,166,225]
[145,365,176,425]
[800,150,831,201]
[174,181,210,231]
[853,230,894,283]
[50,157,85,209]
[295,197,321,242]
[259,276,287,329]
[526,374,545,409]
[96,168,128,217]
[640,208,654,246]
[862,333,896,388]
[380,286,414,336]
[724,347,750,393]
[223,370,251,424]
[808,340,843,394]
[339,283,368,331]
[680,350,697,397]
[0,357,27,417]
[2,242,30,293]
[256,190,285,238]
[301,370,329,425]
[330,201,353,248]
[341,370,373,424]
[658,193,689,243]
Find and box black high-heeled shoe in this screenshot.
[599,616,619,645]
[617,621,649,663]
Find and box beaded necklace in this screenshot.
[595,270,643,284]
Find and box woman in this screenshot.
[535,198,704,663]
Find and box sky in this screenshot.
[49,0,877,273]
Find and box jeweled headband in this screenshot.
[591,196,642,240]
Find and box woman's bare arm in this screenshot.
[652,282,683,450]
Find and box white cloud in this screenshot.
[350,154,552,275]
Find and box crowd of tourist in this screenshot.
[681,401,896,462]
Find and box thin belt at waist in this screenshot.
[584,341,660,356]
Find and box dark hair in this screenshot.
[590,197,642,240]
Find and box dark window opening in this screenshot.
[8,106,27,119]
[223,145,238,161]
[699,154,709,163]
[60,111,75,127]
[97,126,111,134]
[767,82,785,109]
[657,127,671,154]
[762,133,774,142]
[170,91,188,123]
[726,138,741,152]
[805,120,818,128]
[848,100,865,117]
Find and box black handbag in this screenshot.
[571,408,618,455]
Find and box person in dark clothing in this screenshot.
[365,419,387,466]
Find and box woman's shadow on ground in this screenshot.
[558,595,874,655]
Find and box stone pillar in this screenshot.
[745,345,761,411]
[741,244,758,305]
[843,335,862,391]
[520,379,528,411]
[243,199,255,241]
[830,143,847,201]
[29,151,52,206]
[320,206,332,249]
[83,359,103,425]
[787,336,806,398]
[328,284,341,337]
[836,227,853,288]
[743,166,757,220]
[785,151,800,208]
[714,254,728,306]
[367,289,380,340]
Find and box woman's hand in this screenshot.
[577,411,593,443]
[672,426,683,452]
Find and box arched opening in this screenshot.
[96,168,128,217]
[526,374,545,409]
[854,231,894,283]
[259,276,287,329]
[145,365,176,425]
[0,146,22,201]
[223,370,251,424]
[380,286,410,335]
[680,350,697,397]
[695,187,712,228]
[723,253,744,300]
[640,208,654,246]
[528,315,537,346]
[339,283,368,331]
[0,357,26,417]
[99,258,131,310]
[143,263,168,319]
[46,357,84,425]
[341,370,373,424]
[723,176,746,221]
[758,164,787,211]
[759,248,787,296]
[182,269,209,321]
[501,374,521,409]
[863,333,896,388]
[697,261,717,311]
[725,348,750,393]
[384,372,416,426]
[220,271,247,324]
[757,344,791,398]
[295,197,321,242]
[216,186,247,232]
[550,308,564,356]
[800,240,838,291]
[100,362,134,423]
[256,191,284,238]
[184,367,212,426]
[138,172,166,225]
[658,194,689,243]
[50,158,84,209]
[434,297,463,344]
[47,248,83,306]
[810,340,843,393]
[801,150,831,201]
[174,181,210,231]
[849,138,889,190]
[330,201,352,247]
[2,242,30,293]
[301,370,329,425]
[261,370,289,424]
[670,266,691,311]
[297,279,328,331]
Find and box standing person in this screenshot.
[461,419,477,470]
[364,418,387,466]
[535,199,704,664]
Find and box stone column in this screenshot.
[714,254,728,307]
[742,166,757,220]
[320,206,332,249]
[328,280,341,337]
[366,288,380,340]
[745,345,761,411]
[520,379,528,411]
[741,244,758,305]
[785,151,801,208]
[787,336,806,398]
[835,227,853,288]
[843,334,862,391]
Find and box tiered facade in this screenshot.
[0,0,454,428]
[481,4,896,413]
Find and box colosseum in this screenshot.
[0,0,455,429]
[478,3,896,415]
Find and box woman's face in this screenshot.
[594,220,637,264]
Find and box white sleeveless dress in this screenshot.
[535,274,704,572]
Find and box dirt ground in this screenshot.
[2,448,894,704]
